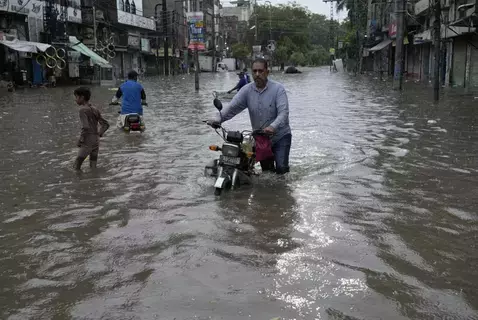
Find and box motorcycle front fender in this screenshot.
[214,166,230,189]
[214,176,227,189]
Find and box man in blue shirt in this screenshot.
[112,70,146,114]
[243,68,251,83]
[112,70,146,128]
[227,72,248,94]
[211,58,292,174]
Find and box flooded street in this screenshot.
[1,68,477,319]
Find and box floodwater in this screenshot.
[1,68,477,320]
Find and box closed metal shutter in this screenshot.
[421,44,430,81]
[468,35,478,87]
[452,37,467,87]
[111,54,123,80]
[406,44,421,79]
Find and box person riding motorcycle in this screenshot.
[111,70,147,127]
[227,71,248,94]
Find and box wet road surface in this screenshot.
[1,68,477,319]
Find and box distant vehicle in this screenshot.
[285,66,302,74]
[217,62,228,72]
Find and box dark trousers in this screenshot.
[260,133,292,174]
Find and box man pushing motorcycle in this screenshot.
[209,58,292,174]
[111,70,147,128]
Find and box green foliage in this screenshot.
[290,52,306,66]
[274,45,289,64]
[246,1,349,66]
[308,45,330,66]
[231,43,250,60]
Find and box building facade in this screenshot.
[364,0,478,88]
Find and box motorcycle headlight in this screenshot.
[222,143,239,157]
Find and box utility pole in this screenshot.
[366,0,372,42]
[353,0,360,75]
[172,10,176,75]
[155,3,161,76]
[393,0,405,90]
[254,0,258,43]
[212,0,216,72]
[433,0,441,101]
[264,0,271,41]
[162,0,169,76]
[93,6,97,50]
[195,0,200,90]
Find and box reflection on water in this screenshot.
[0,69,477,319]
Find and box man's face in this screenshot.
[252,62,269,88]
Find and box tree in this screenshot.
[242,1,349,67]
[231,43,250,61]
[274,45,289,70]
[290,52,306,66]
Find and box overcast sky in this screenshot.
[265,0,347,22]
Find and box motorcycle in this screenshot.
[110,101,147,133]
[204,95,270,196]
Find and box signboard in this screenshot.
[0,0,43,18]
[128,34,140,48]
[187,12,205,51]
[154,48,173,56]
[117,10,155,30]
[56,5,82,24]
[141,38,151,52]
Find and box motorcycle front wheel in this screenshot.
[214,188,222,196]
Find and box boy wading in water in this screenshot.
[74,87,110,170]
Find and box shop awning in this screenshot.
[0,39,51,53]
[368,39,392,52]
[68,36,112,68]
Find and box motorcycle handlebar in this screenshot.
[203,120,222,129]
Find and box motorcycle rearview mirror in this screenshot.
[213,97,223,111]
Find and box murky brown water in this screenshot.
[1,68,477,319]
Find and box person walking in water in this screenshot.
[210,58,292,174]
[74,87,110,171]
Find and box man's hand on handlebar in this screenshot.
[206,120,221,129]
[263,126,275,136]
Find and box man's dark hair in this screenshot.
[252,58,268,70]
[128,70,138,80]
[74,87,91,101]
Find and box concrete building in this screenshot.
[364,0,478,88]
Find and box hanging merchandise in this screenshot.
[125,0,130,13]
[95,35,116,60]
[35,46,67,70]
